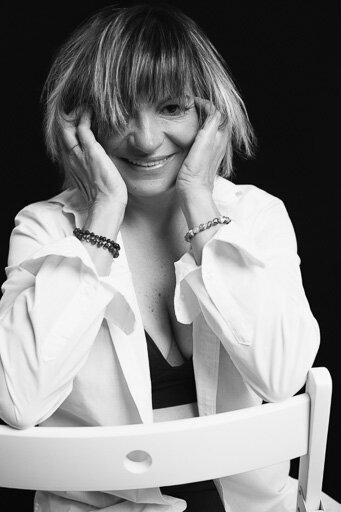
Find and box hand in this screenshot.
[175,98,227,196]
[61,110,128,208]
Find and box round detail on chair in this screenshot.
[124,450,152,474]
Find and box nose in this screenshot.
[127,110,164,153]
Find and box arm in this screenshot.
[175,189,320,402]
[0,112,130,429]
[175,99,319,402]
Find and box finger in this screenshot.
[194,97,215,115]
[194,98,221,132]
[60,111,82,157]
[194,98,222,148]
[195,97,228,132]
[77,110,98,150]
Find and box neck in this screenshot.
[123,188,184,234]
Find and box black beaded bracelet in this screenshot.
[73,227,120,258]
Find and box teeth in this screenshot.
[127,157,169,167]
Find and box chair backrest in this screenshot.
[0,367,332,512]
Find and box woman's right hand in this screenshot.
[61,110,128,208]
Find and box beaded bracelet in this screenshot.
[184,215,231,242]
[73,227,120,258]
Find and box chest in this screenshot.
[122,228,193,364]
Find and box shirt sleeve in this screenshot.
[0,203,135,429]
[174,197,320,402]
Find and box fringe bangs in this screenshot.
[91,12,194,138]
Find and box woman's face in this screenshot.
[101,95,199,197]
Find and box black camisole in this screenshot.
[145,330,225,511]
[145,329,197,409]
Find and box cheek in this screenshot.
[99,126,128,155]
[100,136,122,155]
[167,114,199,150]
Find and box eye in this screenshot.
[160,103,186,116]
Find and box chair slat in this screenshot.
[0,394,310,491]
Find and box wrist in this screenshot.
[179,187,222,265]
[90,193,127,211]
[178,187,218,222]
[83,201,126,242]
[177,184,213,204]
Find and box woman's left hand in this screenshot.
[176,98,227,197]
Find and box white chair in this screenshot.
[0,367,333,512]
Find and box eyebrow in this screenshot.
[159,94,192,103]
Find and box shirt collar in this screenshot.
[212,175,240,205]
[47,187,88,211]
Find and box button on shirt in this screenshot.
[0,177,321,511]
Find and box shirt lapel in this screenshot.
[49,189,153,424]
[193,314,220,416]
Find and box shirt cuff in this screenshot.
[174,261,202,324]
[203,221,266,268]
[18,236,100,275]
[18,235,136,334]
[174,221,266,326]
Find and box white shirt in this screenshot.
[0,177,321,511]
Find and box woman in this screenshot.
[0,4,336,511]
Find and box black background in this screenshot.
[1,1,339,509]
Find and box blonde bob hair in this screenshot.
[42,3,255,188]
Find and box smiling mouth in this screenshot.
[122,154,176,169]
